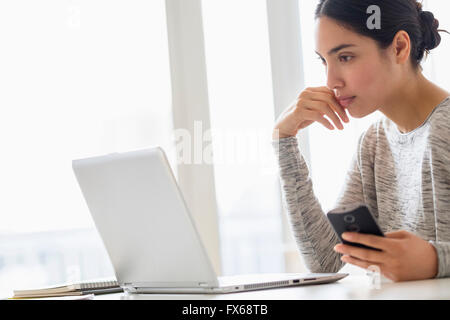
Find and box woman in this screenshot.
[272,0,450,282]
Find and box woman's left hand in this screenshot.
[333,230,439,282]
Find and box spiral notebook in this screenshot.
[12,279,123,298]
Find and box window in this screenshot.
[0,0,174,296]
[201,0,284,275]
[424,0,450,90]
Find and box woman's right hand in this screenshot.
[272,86,349,140]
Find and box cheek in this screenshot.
[347,63,387,117]
[353,64,382,98]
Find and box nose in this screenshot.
[326,65,344,92]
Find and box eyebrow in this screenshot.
[315,44,356,57]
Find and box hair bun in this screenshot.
[415,1,423,13]
[419,10,441,51]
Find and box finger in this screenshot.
[299,99,343,130]
[305,86,335,96]
[303,90,349,124]
[326,95,350,123]
[334,244,386,263]
[301,109,335,130]
[308,100,345,130]
[306,88,349,123]
[385,230,409,239]
[341,255,383,271]
[312,92,349,124]
[341,255,396,281]
[342,232,393,251]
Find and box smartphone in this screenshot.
[326,203,385,251]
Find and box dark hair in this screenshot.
[315,0,450,72]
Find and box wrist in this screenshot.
[272,129,294,140]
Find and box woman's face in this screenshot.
[314,17,398,118]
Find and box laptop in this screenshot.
[72,146,348,294]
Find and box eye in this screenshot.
[339,55,353,63]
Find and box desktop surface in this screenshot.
[92,275,450,300]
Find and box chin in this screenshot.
[347,109,365,119]
[347,104,378,119]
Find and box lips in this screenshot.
[337,96,356,108]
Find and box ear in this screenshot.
[391,30,411,65]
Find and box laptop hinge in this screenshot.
[122,283,137,293]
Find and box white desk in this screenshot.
[93,275,450,300]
